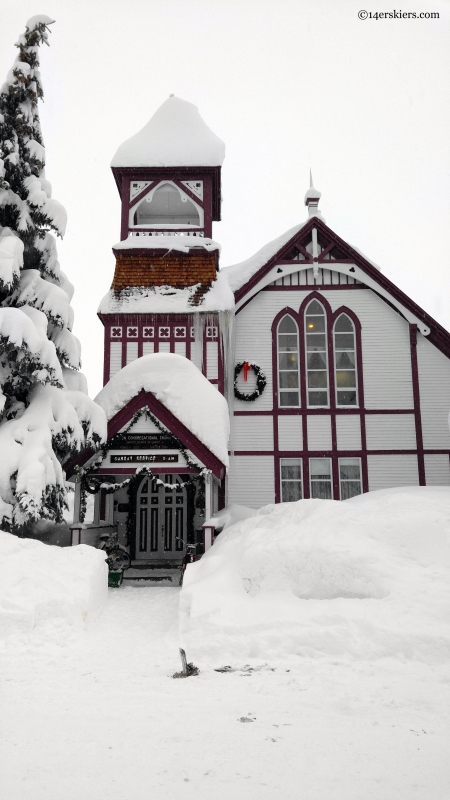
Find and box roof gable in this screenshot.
[228,216,450,359]
[107,391,226,479]
[65,390,226,480]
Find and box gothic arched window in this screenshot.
[334,313,358,406]
[305,299,329,407]
[277,315,300,407]
[134,182,201,226]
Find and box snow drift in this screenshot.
[180,488,450,663]
[0,532,108,640]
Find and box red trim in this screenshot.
[234,408,416,416]
[234,216,450,361]
[263,283,367,292]
[111,166,222,230]
[100,312,223,390]
[409,324,426,485]
[107,390,225,479]
[233,449,434,456]
[65,390,226,480]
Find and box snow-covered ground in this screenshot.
[1,488,449,799]
[1,587,448,800]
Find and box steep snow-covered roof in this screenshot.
[95,353,229,466]
[220,222,307,293]
[111,96,225,168]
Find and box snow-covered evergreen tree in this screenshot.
[0,16,106,532]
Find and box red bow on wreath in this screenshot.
[242,361,251,382]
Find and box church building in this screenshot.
[66,96,450,567]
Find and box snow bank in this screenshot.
[95,353,229,465]
[0,532,107,640]
[180,488,450,663]
[111,96,225,168]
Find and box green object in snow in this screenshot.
[108,571,123,588]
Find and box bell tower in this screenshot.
[98,96,226,390]
[110,95,224,241]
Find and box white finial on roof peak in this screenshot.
[304,171,322,218]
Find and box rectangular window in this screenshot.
[339,458,362,499]
[310,458,332,499]
[174,341,186,358]
[126,342,139,364]
[142,342,154,357]
[109,342,122,379]
[206,341,218,379]
[280,458,303,502]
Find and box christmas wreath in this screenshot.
[234,361,267,402]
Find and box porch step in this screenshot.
[123,565,182,586]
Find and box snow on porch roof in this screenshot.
[111,96,225,168]
[95,353,229,467]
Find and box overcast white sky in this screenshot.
[1,0,449,397]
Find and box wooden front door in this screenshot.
[135,474,187,561]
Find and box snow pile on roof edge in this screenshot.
[112,236,221,254]
[111,96,225,168]
[95,353,229,465]
[98,270,234,315]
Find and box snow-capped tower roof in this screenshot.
[111,95,225,168]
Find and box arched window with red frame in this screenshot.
[304,299,329,407]
[333,313,358,406]
[277,314,300,407]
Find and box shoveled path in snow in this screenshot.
[1,587,449,800]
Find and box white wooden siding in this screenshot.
[158,342,171,354]
[175,342,186,358]
[126,342,138,364]
[367,455,419,490]
[278,416,303,451]
[365,414,416,450]
[424,454,450,485]
[234,285,414,412]
[228,456,274,508]
[109,342,122,379]
[142,342,154,356]
[233,416,273,451]
[416,335,450,449]
[336,415,361,450]
[206,341,218,379]
[307,415,332,450]
[119,415,162,434]
[234,290,274,412]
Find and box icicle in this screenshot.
[218,308,235,467]
[192,311,205,375]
